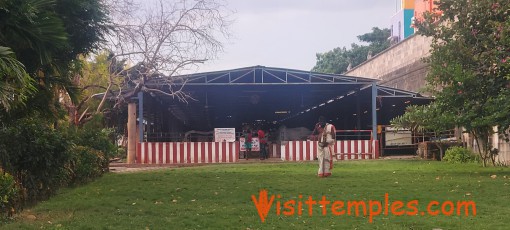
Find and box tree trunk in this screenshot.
[472,132,486,167]
[439,144,444,160]
[432,142,444,161]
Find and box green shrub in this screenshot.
[63,116,116,170]
[0,118,72,204]
[0,171,21,219]
[68,146,107,185]
[443,146,479,163]
[115,147,126,159]
[76,128,115,160]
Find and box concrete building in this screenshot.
[390,0,415,43]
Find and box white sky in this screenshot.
[197,0,398,72]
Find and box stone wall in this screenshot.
[379,60,429,94]
[344,34,432,93]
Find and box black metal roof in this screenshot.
[140,66,431,131]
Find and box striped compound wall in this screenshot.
[136,140,379,164]
[280,140,379,161]
[136,142,239,164]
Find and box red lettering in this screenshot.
[319,196,331,215]
[427,201,440,216]
[391,201,405,216]
[368,200,382,223]
[347,201,367,216]
[283,200,295,216]
[251,190,275,222]
[331,201,345,216]
[441,201,454,216]
[305,196,317,216]
[406,200,419,216]
[457,201,476,216]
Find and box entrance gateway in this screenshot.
[121,66,431,164]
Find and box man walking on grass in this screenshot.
[313,116,336,177]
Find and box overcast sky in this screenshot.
[196,0,398,72]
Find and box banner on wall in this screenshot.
[240,137,260,151]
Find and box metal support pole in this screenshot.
[356,93,361,129]
[371,82,378,141]
[138,91,144,142]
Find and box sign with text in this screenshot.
[240,137,260,151]
[385,127,412,146]
[214,128,236,142]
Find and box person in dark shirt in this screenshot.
[244,129,252,159]
[257,128,267,160]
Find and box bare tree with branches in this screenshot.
[73,0,232,125]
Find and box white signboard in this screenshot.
[240,137,260,151]
[214,128,236,142]
[385,127,412,146]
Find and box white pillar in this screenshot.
[127,102,137,164]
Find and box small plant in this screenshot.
[443,146,478,163]
[0,170,20,219]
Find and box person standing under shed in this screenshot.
[244,128,253,159]
[313,116,336,177]
[257,127,267,160]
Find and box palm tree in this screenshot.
[0,46,35,111]
[0,0,67,114]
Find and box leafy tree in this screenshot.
[0,0,110,120]
[54,0,111,60]
[405,0,510,166]
[0,0,113,214]
[312,27,390,74]
[390,104,456,159]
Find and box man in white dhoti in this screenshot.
[314,116,336,178]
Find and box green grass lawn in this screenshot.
[3,160,510,229]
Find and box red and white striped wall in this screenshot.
[280,140,380,161]
[136,142,239,164]
[271,144,280,158]
[136,140,379,164]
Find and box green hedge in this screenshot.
[0,117,116,218]
[69,146,107,185]
[0,118,72,203]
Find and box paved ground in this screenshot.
[109,155,419,173]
